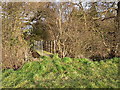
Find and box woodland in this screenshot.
[1,1,120,88]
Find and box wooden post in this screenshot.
[40,40,43,56]
[50,40,52,53]
[45,41,47,51]
[53,40,56,54]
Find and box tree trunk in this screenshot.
[117,1,120,28]
[116,1,120,57]
[108,2,120,58]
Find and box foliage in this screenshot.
[1,2,120,88]
[2,2,30,69]
[27,2,119,59]
[2,2,120,69]
[2,56,119,88]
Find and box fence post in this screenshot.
[53,40,56,54]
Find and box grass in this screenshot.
[1,54,119,88]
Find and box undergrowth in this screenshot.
[2,55,119,88]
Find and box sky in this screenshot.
[0,0,119,2]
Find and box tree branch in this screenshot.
[101,16,116,21]
[92,16,116,21]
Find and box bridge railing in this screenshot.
[33,40,67,58]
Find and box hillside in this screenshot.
[2,55,119,88]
